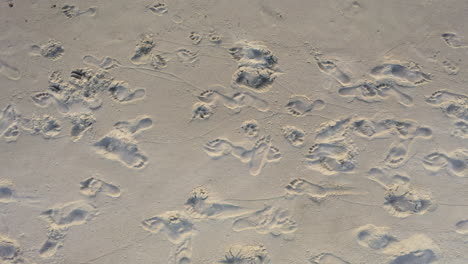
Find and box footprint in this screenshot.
[0,104,21,142]
[189,31,202,45]
[204,136,282,176]
[384,141,409,168]
[441,32,468,48]
[232,66,277,92]
[61,4,97,18]
[20,114,62,139]
[315,117,351,141]
[192,102,213,120]
[388,249,436,264]
[142,211,194,264]
[309,253,350,264]
[244,136,282,176]
[422,149,467,177]
[313,53,351,85]
[455,220,468,234]
[356,224,397,250]
[229,40,279,92]
[285,95,324,117]
[368,167,410,188]
[307,117,356,175]
[204,138,236,159]
[37,68,108,113]
[39,227,67,258]
[195,87,269,117]
[83,55,121,70]
[453,121,468,139]
[305,140,356,175]
[142,210,193,244]
[41,200,97,228]
[370,62,431,85]
[147,3,168,16]
[30,39,64,60]
[285,178,360,203]
[339,79,413,106]
[368,167,436,218]
[425,90,467,122]
[0,59,21,81]
[219,244,270,264]
[80,175,121,198]
[68,113,95,142]
[282,125,306,147]
[384,234,439,264]
[0,234,25,263]
[131,33,155,65]
[40,200,97,257]
[149,53,169,70]
[232,205,297,237]
[0,181,13,203]
[230,91,269,112]
[441,59,459,75]
[176,48,199,64]
[184,187,246,220]
[208,32,222,44]
[108,81,146,103]
[384,182,435,218]
[241,120,259,137]
[94,116,152,169]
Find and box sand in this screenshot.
[0,0,468,263]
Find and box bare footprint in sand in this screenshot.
[422,149,467,177]
[67,113,96,142]
[194,87,269,119]
[108,81,146,103]
[232,205,297,237]
[357,224,439,263]
[39,200,97,258]
[241,120,260,138]
[455,219,468,234]
[0,59,21,81]
[305,117,357,175]
[313,53,351,85]
[339,79,414,106]
[147,2,168,16]
[61,4,97,18]
[184,186,247,220]
[285,95,325,117]
[282,125,306,147]
[30,39,64,60]
[130,33,155,65]
[20,114,62,139]
[356,224,397,250]
[368,168,436,218]
[142,210,194,264]
[80,175,121,198]
[204,136,282,176]
[94,116,152,169]
[0,233,33,264]
[218,244,270,264]
[0,104,21,142]
[285,178,361,203]
[441,32,468,48]
[370,62,431,86]
[83,55,121,70]
[425,90,467,122]
[229,40,280,92]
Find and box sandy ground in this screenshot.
[1,0,468,263]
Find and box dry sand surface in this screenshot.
[1,0,468,263]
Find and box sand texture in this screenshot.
[1,0,468,263]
